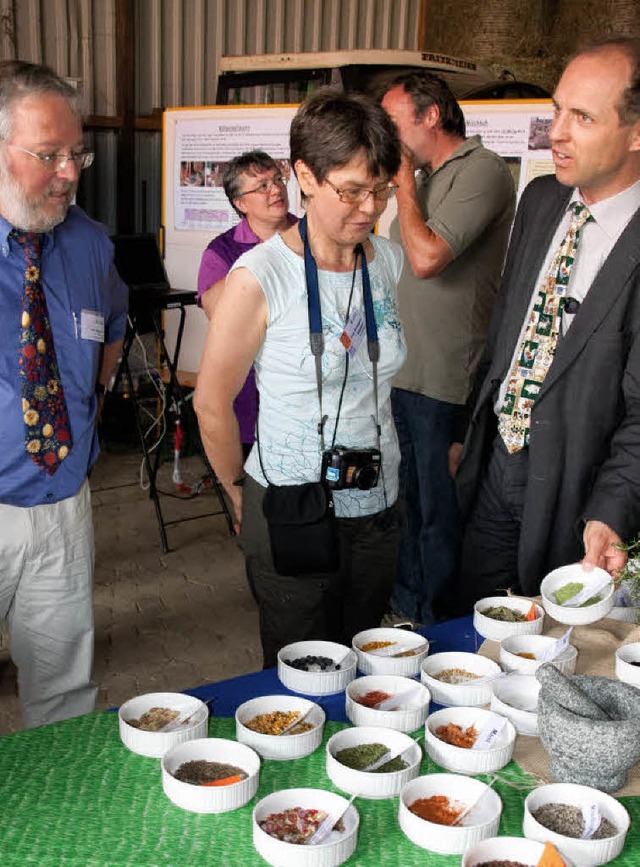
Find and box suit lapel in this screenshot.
[540,204,640,397]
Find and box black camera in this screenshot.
[321,446,381,490]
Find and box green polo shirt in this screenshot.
[391,135,515,404]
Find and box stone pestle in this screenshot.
[536,662,613,720]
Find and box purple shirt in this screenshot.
[197,214,297,444]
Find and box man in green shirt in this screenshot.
[382,71,515,624]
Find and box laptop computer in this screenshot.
[111,234,196,310]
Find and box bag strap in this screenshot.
[299,215,381,453]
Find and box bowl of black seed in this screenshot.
[523,782,630,864]
[161,737,260,813]
[278,640,357,695]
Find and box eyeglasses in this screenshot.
[237,175,286,197]
[7,143,95,172]
[324,178,397,204]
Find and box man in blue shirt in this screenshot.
[0,61,128,728]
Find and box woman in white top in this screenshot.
[195,89,406,666]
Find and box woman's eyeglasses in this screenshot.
[324,178,398,204]
[237,175,287,197]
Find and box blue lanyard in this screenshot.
[299,214,379,361]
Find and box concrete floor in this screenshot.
[0,448,261,734]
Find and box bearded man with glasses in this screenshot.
[0,61,128,729]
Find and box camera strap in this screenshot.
[299,214,381,455]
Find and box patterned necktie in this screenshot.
[498,202,594,454]
[15,230,73,473]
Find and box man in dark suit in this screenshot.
[453,36,640,611]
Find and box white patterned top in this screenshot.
[231,232,406,517]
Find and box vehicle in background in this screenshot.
[215,49,551,105]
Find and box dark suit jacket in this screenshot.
[456,174,640,595]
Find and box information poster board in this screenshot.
[163,100,553,375]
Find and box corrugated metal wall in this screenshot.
[136,0,421,113]
[0,0,421,232]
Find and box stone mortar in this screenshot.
[536,663,640,792]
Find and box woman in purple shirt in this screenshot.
[197,151,296,453]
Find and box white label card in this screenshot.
[581,802,601,839]
[539,627,573,661]
[562,573,611,606]
[80,309,105,342]
[339,309,366,358]
[471,713,508,750]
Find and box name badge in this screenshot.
[81,309,105,342]
[339,309,366,358]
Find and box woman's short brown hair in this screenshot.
[290,88,401,184]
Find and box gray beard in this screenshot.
[0,158,74,232]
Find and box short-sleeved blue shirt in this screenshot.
[0,205,128,507]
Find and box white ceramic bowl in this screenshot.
[424,706,515,775]
[277,641,357,696]
[161,737,260,814]
[325,725,422,800]
[235,695,325,760]
[399,772,502,855]
[252,787,359,866]
[491,674,540,736]
[524,782,630,866]
[540,564,614,625]
[473,596,545,642]
[500,634,578,676]
[615,642,640,687]
[420,652,501,707]
[351,627,429,677]
[345,675,430,733]
[462,836,574,866]
[118,691,209,758]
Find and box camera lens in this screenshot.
[353,464,379,490]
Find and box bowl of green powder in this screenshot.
[540,564,614,626]
[326,725,422,800]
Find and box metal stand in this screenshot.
[112,291,234,552]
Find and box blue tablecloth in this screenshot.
[184,615,478,721]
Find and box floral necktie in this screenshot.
[498,202,594,454]
[15,230,73,473]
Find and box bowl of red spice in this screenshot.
[325,725,422,800]
[252,787,359,866]
[523,782,630,865]
[345,674,430,732]
[398,772,502,855]
[352,627,429,676]
[424,706,516,775]
[420,651,502,707]
[235,695,325,760]
[161,736,260,813]
[473,595,545,642]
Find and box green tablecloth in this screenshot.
[0,712,638,865]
